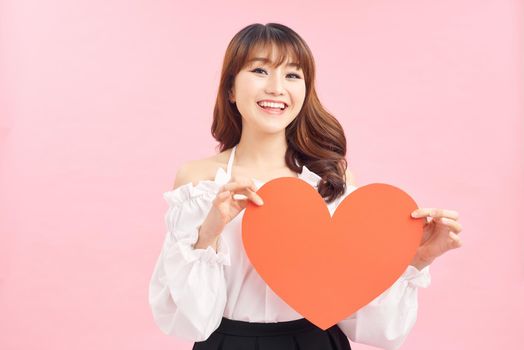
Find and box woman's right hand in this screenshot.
[196,178,264,246]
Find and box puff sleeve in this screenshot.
[337,261,431,350]
[148,183,231,342]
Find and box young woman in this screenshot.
[149,23,463,350]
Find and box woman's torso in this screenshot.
[186,145,344,322]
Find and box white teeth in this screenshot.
[258,101,286,109]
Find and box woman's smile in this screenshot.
[256,100,288,115]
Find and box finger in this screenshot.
[223,179,257,192]
[215,185,263,208]
[431,217,463,238]
[411,208,459,221]
[230,188,264,205]
[232,193,248,201]
[438,217,463,234]
[226,180,263,203]
[214,190,232,205]
[449,231,463,248]
[221,179,264,205]
[232,193,264,205]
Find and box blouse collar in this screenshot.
[164,164,322,206]
[214,164,322,189]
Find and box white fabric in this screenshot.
[148,145,431,350]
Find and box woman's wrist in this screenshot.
[410,248,434,270]
[194,225,219,251]
[409,258,431,271]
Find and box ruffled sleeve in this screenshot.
[148,181,231,342]
[337,264,431,350]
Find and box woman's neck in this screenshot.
[235,138,288,170]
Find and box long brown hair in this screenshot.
[211,23,348,204]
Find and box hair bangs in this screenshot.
[243,36,302,71]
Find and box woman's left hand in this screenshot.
[409,208,463,270]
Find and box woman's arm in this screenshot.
[148,165,230,342]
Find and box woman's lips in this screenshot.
[256,103,287,115]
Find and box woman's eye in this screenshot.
[287,73,302,79]
[251,68,302,79]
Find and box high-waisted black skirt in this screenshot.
[192,317,351,350]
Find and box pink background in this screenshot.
[1,0,522,349]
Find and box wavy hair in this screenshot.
[211,23,349,203]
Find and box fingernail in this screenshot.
[411,212,418,218]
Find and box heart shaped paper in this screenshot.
[242,179,423,330]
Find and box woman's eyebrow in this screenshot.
[248,57,301,69]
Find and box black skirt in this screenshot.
[192,317,351,350]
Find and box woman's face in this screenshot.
[229,46,306,134]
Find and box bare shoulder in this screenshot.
[339,158,356,187]
[172,150,230,190]
[345,168,357,187]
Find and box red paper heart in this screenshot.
[242,179,423,330]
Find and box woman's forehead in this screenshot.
[245,44,299,67]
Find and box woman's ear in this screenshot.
[228,83,235,102]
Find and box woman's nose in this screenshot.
[264,73,285,95]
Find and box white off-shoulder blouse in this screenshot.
[148,145,431,350]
